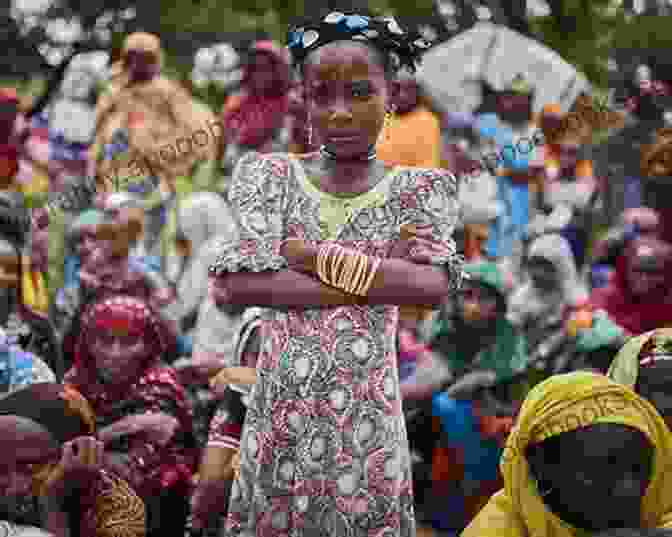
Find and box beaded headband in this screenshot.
[287,11,430,74]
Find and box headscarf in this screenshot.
[463,372,672,537]
[220,40,291,149]
[287,11,429,74]
[508,234,587,327]
[66,295,177,404]
[174,193,238,318]
[608,328,672,389]
[430,261,528,383]
[590,237,672,335]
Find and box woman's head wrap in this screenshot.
[287,11,430,74]
[463,372,672,537]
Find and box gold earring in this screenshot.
[383,110,394,141]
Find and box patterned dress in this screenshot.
[210,152,463,537]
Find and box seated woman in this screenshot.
[508,233,588,358]
[411,261,529,533]
[188,307,262,536]
[53,209,104,339]
[589,207,660,289]
[0,235,58,379]
[463,371,672,537]
[590,236,672,335]
[0,382,145,537]
[608,328,672,429]
[64,296,196,537]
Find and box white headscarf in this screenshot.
[508,233,587,327]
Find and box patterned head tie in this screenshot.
[287,11,431,74]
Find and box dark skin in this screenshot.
[125,49,159,83]
[211,41,454,310]
[527,423,653,532]
[527,256,560,291]
[637,362,672,430]
[0,416,103,537]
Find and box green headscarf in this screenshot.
[431,261,528,382]
[575,310,624,354]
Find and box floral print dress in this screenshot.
[210,152,463,537]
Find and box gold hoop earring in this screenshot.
[382,109,395,141]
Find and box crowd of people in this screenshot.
[0,6,671,537]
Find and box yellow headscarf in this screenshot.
[462,372,672,537]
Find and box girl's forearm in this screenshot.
[221,270,365,308]
[363,258,451,306]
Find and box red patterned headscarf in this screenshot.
[67,295,176,395]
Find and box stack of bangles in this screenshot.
[316,243,381,296]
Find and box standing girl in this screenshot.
[209,10,463,537]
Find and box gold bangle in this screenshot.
[348,251,368,295]
[338,249,353,292]
[340,249,359,292]
[357,256,381,296]
[330,244,347,287]
[316,243,331,285]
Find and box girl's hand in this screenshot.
[174,352,226,384]
[281,238,316,273]
[43,437,103,498]
[210,367,257,395]
[389,224,435,260]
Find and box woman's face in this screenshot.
[394,77,419,114]
[635,64,652,86]
[626,254,667,297]
[76,228,99,264]
[247,52,281,93]
[89,328,149,384]
[303,41,390,159]
[125,49,159,82]
[532,424,652,531]
[527,257,559,290]
[637,364,672,430]
[496,93,532,124]
[556,141,581,169]
[457,282,499,325]
[0,254,18,288]
[0,101,17,138]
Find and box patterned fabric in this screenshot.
[287,12,429,73]
[208,152,463,536]
[65,296,195,497]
